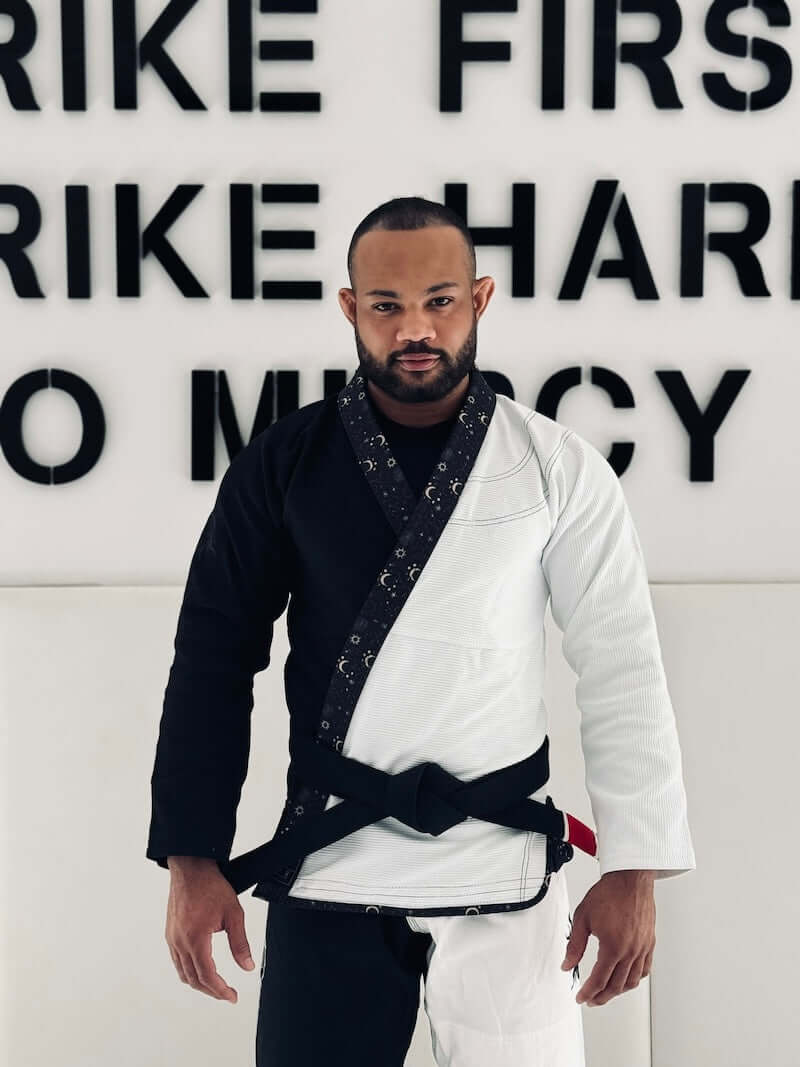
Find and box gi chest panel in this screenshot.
[390,408,554,651]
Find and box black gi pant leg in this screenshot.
[256,902,433,1067]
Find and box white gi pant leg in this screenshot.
[405,867,586,1067]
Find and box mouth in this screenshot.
[397,355,439,371]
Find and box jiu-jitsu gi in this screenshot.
[146,364,696,917]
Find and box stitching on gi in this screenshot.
[387,627,539,651]
[544,429,572,480]
[292,873,534,891]
[447,496,549,525]
[520,830,532,902]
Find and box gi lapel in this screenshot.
[321,365,497,750]
[253,365,497,896]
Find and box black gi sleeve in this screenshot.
[145,432,291,871]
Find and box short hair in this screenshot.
[347,195,476,293]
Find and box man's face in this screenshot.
[338,225,494,404]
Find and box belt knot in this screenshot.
[383,761,464,836]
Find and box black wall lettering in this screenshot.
[0,184,44,297]
[559,180,658,300]
[230,184,255,299]
[594,0,683,110]
[190,368,299,479]
[0,0,38,110]
[260,184,321,299]
[116,184,208,297]
[656,368,750,480]
[791,180,800,300]
[323,368,349,397]
[113,0,205,111]
[229,0,320,112]
[65,185,91,298]
[444,183,535,296]
[0,368,105,483]
[703,0,791,112]
[258,0,320,112]
[440,0,516,112]
[541,0,566,109]
[230,183,321,299]
[680,182,771,297]
[62,0,86,110]
[0,0,795,112]
[680,183,705,297]
[536,366,581,422]
[481,369,515,400]
[536,365,636,476]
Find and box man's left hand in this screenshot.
[561,869,656,1007]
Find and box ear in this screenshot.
[338,288,356,326]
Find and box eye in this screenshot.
[372,297,453,312]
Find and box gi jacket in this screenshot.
[146,365,696,916]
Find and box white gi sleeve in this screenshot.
[540,430,696,880]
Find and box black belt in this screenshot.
[217,733,594,895]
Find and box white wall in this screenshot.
[3,2,799,583]
[2,582,796,1066]
[4,3,798,1064]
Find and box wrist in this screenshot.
[603,868,657,881]
[167,855,219,872]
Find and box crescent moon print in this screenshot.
[250,365,497,907]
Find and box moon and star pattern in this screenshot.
[254,365,571,917]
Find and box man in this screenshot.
[147,196,696,1067]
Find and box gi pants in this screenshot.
[255,866,586,1067]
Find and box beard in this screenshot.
[352,312,478,404]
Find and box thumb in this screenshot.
[561,912,588,970]
[225,906,256,971]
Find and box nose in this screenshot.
[396,314,436,350]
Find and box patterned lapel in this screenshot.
[261,364,497,894]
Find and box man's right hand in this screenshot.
[164,856,256,1003]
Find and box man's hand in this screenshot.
[560,869,656,1007]
[165,856,256,1003]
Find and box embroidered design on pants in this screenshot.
[566,909,580,989]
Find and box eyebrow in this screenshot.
[364,282,460,298]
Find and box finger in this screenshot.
[168,944,188,985]
[191,939,238,1002]
[177,949,207,995]
[586,957,635,1005]
[575,950,619,1005]
[642,944,654,978]
[224,908,255,971]
[562,910,588,969]
[623,951,647,991]
[176,940,228,1000]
